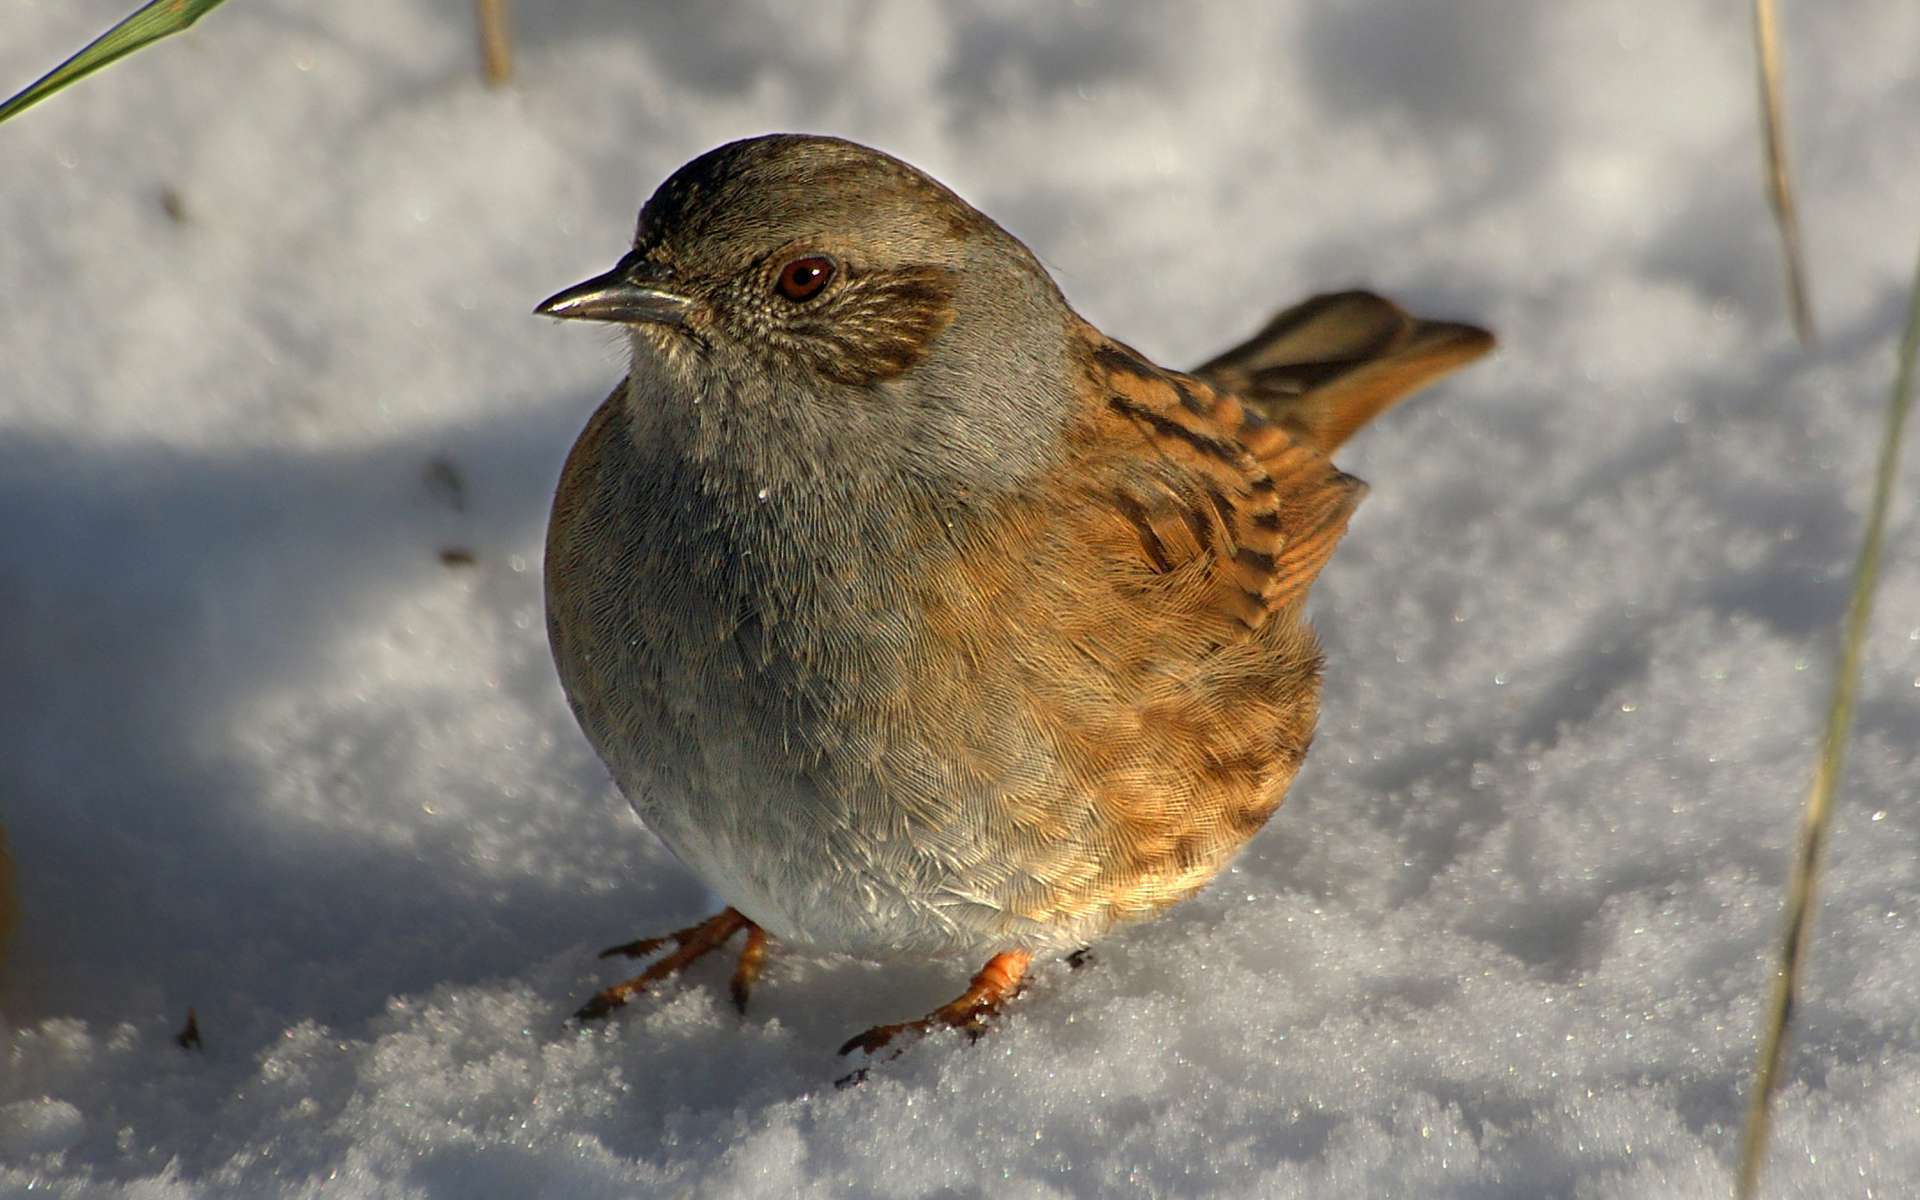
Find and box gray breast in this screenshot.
[546,395,1057,954]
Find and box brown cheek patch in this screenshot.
[811,266,958,386]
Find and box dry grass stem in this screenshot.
[477,0,513,87]
[1751,0,1816,344]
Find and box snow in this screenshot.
[3,1,1918,1195]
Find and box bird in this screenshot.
[535,133,1492,1059]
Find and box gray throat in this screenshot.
[615,332,1073,579]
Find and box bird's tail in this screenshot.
[1193,291,1494,456]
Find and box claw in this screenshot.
[597,934,672,961]
[837,1023,904,1059]
[573,990,630,1022]
[573,908,757,1021]
[837,949,1033,1058]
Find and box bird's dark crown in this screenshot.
[634,135,992,266]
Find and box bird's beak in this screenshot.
[535,250,693,327]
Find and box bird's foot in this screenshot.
[575,907,764,1020]
[836,949,1033,1059]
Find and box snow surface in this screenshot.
[4,1,1919,1195]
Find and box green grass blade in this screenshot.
[0,0,233,126]
[1735,243,1920,1199]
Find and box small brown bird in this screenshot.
[537,134,1491,1057]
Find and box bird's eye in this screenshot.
[774,255,835,302]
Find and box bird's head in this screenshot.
[538,135,1078,490]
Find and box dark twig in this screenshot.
[176,1007,203,1050]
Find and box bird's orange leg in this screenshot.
[575,907,761,1020]
[838,949,1034,1057]
[729,924,770,1014]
